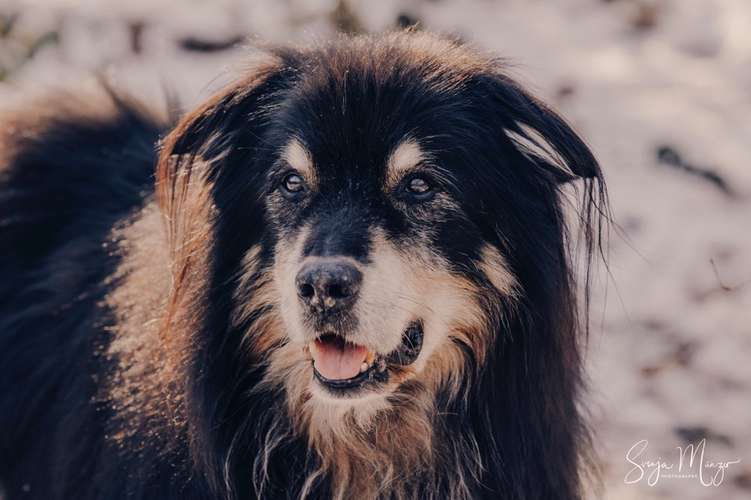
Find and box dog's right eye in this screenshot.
[281,173,306,197]
[402,174,435,202]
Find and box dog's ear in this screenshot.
[154,53,293,351]
[477,71,601,185]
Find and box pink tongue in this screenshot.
[313,338,368,381]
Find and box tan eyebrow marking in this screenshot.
[385,138,425,190]
[281,138,316,188]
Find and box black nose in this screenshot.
[295,259,362,314]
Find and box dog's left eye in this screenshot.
[405,176,433,199]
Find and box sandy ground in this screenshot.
[1,1,749,499]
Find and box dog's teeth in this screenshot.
[360,362,368,373]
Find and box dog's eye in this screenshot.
[405,176,433,199]
[281,173,306,196]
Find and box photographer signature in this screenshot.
[624,438,740,487]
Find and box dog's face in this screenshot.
[158,33,602,446]
[267,132,515,403]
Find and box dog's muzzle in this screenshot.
[295,257,424,395]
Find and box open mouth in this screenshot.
[308,320,424,393]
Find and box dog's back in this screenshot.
[0,89,164,498]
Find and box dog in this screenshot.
[0,31,606,500]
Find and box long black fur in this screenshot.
[0,33,606,499]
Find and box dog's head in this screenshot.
[157,32,604,498]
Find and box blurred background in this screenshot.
[1,1,749,499]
